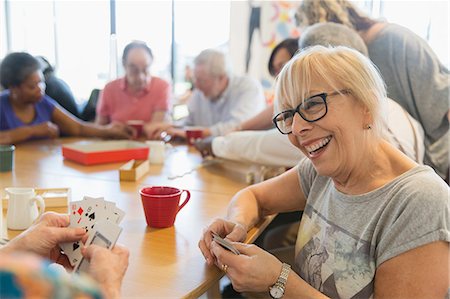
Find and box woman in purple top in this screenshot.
[0,52,134,144]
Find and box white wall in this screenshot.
[229,1,300,102]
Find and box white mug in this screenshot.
[146,141,166,164]
[6,187,45,230]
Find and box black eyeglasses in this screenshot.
[273,89,350,134]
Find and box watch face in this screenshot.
[270,286,284,298]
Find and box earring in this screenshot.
[365,124,372,130]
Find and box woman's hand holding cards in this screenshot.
[2,212,87,268]
[198,218,247,266]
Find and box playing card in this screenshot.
[59,196,126,267]
[74,220,123,273]
[61,199,107,266]
[109,205,125,224]
[102,200,125,224]
[212,232,240,255]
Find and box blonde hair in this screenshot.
[275,45,387,138]
[295,0,376,31]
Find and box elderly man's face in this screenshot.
[193,64,226,101]
[124,48,152,92]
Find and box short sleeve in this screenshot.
[35,96,56,122]
[375,171,450,266]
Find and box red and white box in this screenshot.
[62,140,149,165]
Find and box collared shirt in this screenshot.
[96,76,171,123]
[184,75,266,136]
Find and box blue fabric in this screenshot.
[0,90,56,131]
[0,271,23,297]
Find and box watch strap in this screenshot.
[269,263,291,298]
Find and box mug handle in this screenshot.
[33,195,46,217]
[177,190,191,213]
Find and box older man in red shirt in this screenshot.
[96,41,171,134]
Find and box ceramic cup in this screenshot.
[0,145,15,172]
[127,120,144,139]
[140,186,190,228]
[145,140,166,164]
[185,128,203,146]
[6,187,45,230]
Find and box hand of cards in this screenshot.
[212,232,240,255]
[59,196,125,272]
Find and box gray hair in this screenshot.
[299,22,368,56]
[194,49,231,78]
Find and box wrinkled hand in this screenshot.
[194,136,215,158]
[81,244,129,299]
[211,242,282,293]
[105,122,134,139]
[198,218,247,266]
[33,121,60,139]
[144,122,172,140]
[3,212,86,268]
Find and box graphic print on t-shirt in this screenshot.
[295,204,375,298]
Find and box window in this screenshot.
[1,0,230,104]
[380,1,449,67]
[54,1,110,102]
[115,1,172,81]
[173,1,230,97]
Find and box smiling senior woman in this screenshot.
[198,46,449,299]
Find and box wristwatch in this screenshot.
[269,263,291,299]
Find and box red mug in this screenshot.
[185,129,203,146]
[140,186,190,228]
[127,120,144,139]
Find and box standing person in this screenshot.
[0,52,133,144]
[96,41,172,130]
[199,46,449,298]
[36,56,80,118]
[295,0,450,180]
[145,48,266,139]
[0,212,129,298]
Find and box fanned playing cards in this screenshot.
[59,196,125,270]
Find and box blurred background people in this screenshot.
[0,212,129,299]
[0,52,133,144]
[146,48,266,140]
[295,0,450,181]
[95,41,172,128]
[36,56,80,118]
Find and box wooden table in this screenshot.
[0,138,273,298]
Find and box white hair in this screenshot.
[194,49,231,78]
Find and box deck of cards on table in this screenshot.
[59,196,125,272]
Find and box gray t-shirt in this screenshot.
[295,158,450,298]
[368,23,450,178]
